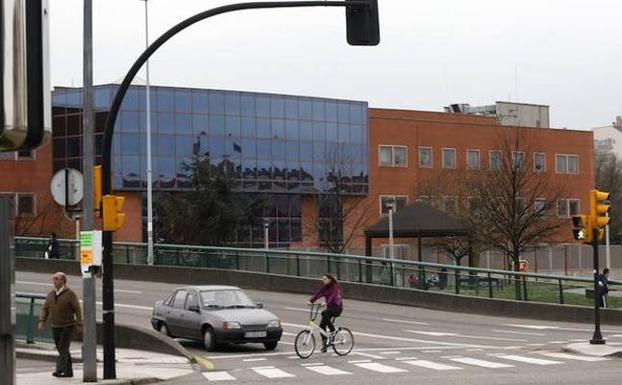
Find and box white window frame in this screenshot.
[379,195,409,216]
[567,155,579,174]
[489,150,502,171]
[16,193,37,217]
[378,145,408,168]
[0,150,36,161]
[568,198,580,216]
[556,198,580,218]
[555,154,579,175]
[534,198,547,216]
[511,151,526,169]
[556,199,568,218]
[378,145,393,167]
[466,149,481,170]
[533,152,546,172]
[418,146,433,168]
[442,148,456,169]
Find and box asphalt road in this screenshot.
[16,271,622,385]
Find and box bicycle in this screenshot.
[294,303,354,359]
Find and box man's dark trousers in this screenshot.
[52,326,74,376]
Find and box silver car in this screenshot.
[151,285,283,351]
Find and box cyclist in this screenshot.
[308,273,343,352]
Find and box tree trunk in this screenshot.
[512,249,522,300]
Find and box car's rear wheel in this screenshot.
[203,327,216,351]
[264,341,278,351]
[158,322,172,338]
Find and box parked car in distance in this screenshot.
[151,285,283,351]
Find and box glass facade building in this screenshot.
[52,84,369,247]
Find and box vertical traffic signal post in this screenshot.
[99,1,379,379]
[589,189,610,345]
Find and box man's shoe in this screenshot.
[52,372,61,377]
[61,372,74,378]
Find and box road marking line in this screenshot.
[404,330,526,342]
[93,301,151,311]
[539,352,610,362]
[504,324,559,330]
[381,318,429,326]
[282,331,297,336]
[491,329,546,336]
[466,349,483,352]
[380,351,400,355]
[402,360,462,371]
[548,341,568,344]
[441,355,462,358]
[527,343,546,346]
[242,358,266,362]
[253,367,296,378]
[352,352,386,359]
[421,350,442,353]
[450,357,514,368]
[283,306,309,312]
[202,371,236,381]
[305,365,351,375]
[496,354,562,365]
[395,357,419,361]
[354,362,408,373]
[348,359,372,363]
[301,363,324,366]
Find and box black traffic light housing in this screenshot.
[346,0,380,46]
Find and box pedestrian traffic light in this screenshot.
[345,0,380,46]
[0,0,51,152]
[102,195,125,231]
[572,215,592,243]
[93,166,102,217]
[590,189,610,230]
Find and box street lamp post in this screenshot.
[264,219,270,249]
[386,199,395,285]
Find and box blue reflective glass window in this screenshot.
[209,115,225,136]
[299,121,313,141]
[312,100,325,121]
[285,120,299,140]
[209,136,225,160]
[272,140,286,159]
[121,133,140,155]
[52,91,66,106]
[66,91,82,107]
[362,124,368,144]
[326,101,337,122]
[285,97,298,119]
[157,157,176,181]
[174,90,191,113]
[257,139,271,159]
[241,138,256,158]
[350,103,363,125]
[258,159,271,179]
[120,111,140,132]
[225,93,240,115]
[209,91,225,114]
[313,121,325,142]
[257,118,271,138]
[338,102,349,123]
[176,114,192,134]
[338,123,350,143]
[350,124,363,144]
[286,141,299,160]
[192,90,208,113]
[192,115,208,135]
[229,137,242,157]
[122,156,140,178]
[313,162,325,183]
[196,133,209,156]
[158,89,174,111]
[299,99,312,120]
[175,135,193,157]
[300,142,313,160]
[94,88,110,109]
[156,134,175,156]
[156,112,174,133]
[243,158,257,179]
[272,159,286,176]
[139,112,155,133]
[313,142,325,160]
[241,94,255,116]
[226,116,241,137]
[241,117,255,137]
[271,119,285,139]
[300,162,313,181]
[257,95,270,118]
[271,96,285,118]
[325,122,337,142]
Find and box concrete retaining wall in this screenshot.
[17,257,622,325]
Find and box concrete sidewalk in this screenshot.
[16,343,202,384]
[562,341,622,358]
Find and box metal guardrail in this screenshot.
[15,236,621,307]
[15,292,50,344]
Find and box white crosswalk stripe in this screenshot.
[450,357,514,368]
[202,371,236,381]
[305,365,352,375]
[539,352,610,362]
[354,362,408,373]
[496,354,562,365]
[401,359,462,370]
[252,366,296,378]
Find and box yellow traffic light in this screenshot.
[590,189,610,229]
[102,194,126,231]
[94,166,102,217]
[571,215,592,243]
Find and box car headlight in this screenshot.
[223,321,242,330]
[267,320,281,328]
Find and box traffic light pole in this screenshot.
[590,228,605,344]
[0,197,16,385]
[100,1,375,379]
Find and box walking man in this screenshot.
[37,272,82,378]
[46,232,60,259]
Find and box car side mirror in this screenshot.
[188,304,200,313]
[255,303,264,309]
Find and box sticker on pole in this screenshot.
[80,230,102,276]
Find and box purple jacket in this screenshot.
[310,283,343,311]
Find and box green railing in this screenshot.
[16,292,52,344]
[15,236,621,307]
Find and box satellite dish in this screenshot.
[51,168,84,207]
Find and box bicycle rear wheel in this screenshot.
[294,330,315,359]
[332,327,354,356]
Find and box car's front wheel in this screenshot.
[203,327,216,351]
[158,322,172,338]
[264,341,278,351]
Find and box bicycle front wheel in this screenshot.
[294,330,316,359]
[332,327,354,356]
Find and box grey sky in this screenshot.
[50,0,622,130]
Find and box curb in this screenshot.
[562,343,622,358]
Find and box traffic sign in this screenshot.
[50,168,84,207]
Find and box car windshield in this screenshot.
[199,289,257,309]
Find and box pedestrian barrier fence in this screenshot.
[15,292,52,344]
[15,237,620,308]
